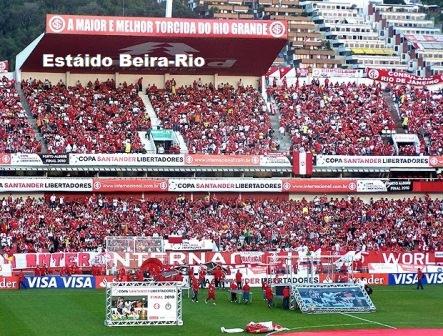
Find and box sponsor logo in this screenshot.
[367,68,379,79]
[165,302,172,310]
[154,303,160,309]
[48,15,66,33]
[24,276,95,289]
[389,273,443,285]
[269,21,285,38]
[93,181,102,190]
[0,277,19,290]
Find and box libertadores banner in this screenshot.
[168,178,283,192]
[316,155,431,168]
[46,14,288,39]
[0,178,93,192]
[366,68,443,86]
[68,154,291,167]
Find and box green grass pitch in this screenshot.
[1,285,443,336]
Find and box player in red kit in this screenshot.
[242,281,251,304]
[205,280,216,305]
[235,270,242,288]
[282,286,290,310]
[417,268,424,290]
[230,281,238,302]
[265,286,274,308]
[192,277,199,303]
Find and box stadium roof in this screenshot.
[18,14,288,76]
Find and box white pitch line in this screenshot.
[266,322,371,336]
[340,313,397,330]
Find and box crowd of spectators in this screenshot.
[148,79,278,154]
[1,195,441,255]
[269,82,397,155]
[22,79,151,154]
[0,77,41,153]
[394,87,443,155]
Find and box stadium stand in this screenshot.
[148,80,279,154]
[304,0,405,70]
[1,195,442,254]
[369,3,443,76]
[190,0,341,70]
[0,77,41,153]
[21,79,150,154]
[394,86,443,155]
[269,82,397,155]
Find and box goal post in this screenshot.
[105,281,183,327]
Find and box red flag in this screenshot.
[293,151,313,176]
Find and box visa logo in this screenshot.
[25,276,94,288]
[390,273,443,285]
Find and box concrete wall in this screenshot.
[21,72,260,89]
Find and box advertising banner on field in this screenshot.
[0,276,19,290]
[21,275,96,289]
[168,178,283,192]
[316,155,431,169]
[0,178,93,192]
[95,275,117,289]
[366,68,443,86]
[388,273,443,285]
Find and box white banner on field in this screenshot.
[69,154,185,166]
[0,178,93,192]
[167,179,283,192]
[316,155,431,168]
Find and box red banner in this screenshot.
[282,179,357,193]
[366,68,443,86]
[430,156,443,167]
[292,151,313,175]
[46,15,287,39]
[0,276,19,290]
[92,178,168,192]
[413,181,443,192]
[0,60,8,73]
